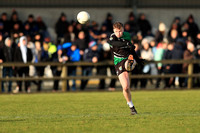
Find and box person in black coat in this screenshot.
[169,41,184,88]
[1,37,14,92]
[55,13,69,45]
[138,13,152,37]
[51,45,64,91]
[13,36,33,93]
[163,43,174,88]
[80,41,100,90]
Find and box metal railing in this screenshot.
[0,59,200,92]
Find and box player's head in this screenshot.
[113,22,124,38]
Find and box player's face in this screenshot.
[114,28,124,38]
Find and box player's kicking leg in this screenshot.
[118,71,137,115]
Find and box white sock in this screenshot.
[127,101,134,108]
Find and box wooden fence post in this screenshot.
[187,63,193,89]
[61,65,67,92]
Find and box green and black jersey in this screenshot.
[108,32,134,66]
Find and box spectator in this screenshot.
[10,23,22,38]
[33,33,43,44]
[80,41,99,90]
[73,31,88,60]
[154,41,168,88]
[36,16,49,38]
[140,38,154,88]
[163,42,174,88]
[45,38,57,58]
[130,42,143,89]
[62,43,80,91]
[169,17,182,36]
[150,39,157,55]
[55,13,69,44]
[24,14,38,34]
[182,42,197,87]
[102,13,113,33]
[168,29,178,43]
[34,41,49,91]
[126,12,139,35]
[0,12,10,37]
[27,35,36,78]
[0,22,6,37]
[64,25,75,43]
[10,11,23,32]
[99,24,111,39]
[89,22,108,43]
[138,13,152,37]
[13,36,33,93]
[23,23,34,38]
[89,21,100,41]
[155,22,166,43]
[194,45,200,87]
[51,45,63,91]
[1,37,14,92]
[181,29,189,43]
[96,40,111,90]
[186,14,199,41]
[169,40,184,88]
[74,23,83,38]
[124,23,135,37]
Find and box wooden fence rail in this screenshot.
[0,59,200,91]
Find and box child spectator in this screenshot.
[63,43,80,91]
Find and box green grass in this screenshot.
[0,90,200,133]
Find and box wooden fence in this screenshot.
[0,59,200,92]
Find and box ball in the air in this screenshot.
[77,11,90,24]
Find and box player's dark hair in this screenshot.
[113,22,123,29]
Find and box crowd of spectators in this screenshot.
[0,10,200,93]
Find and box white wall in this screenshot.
[1,7,200,40]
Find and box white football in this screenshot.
[77,11,90,24]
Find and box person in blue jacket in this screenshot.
[63,43,80,91]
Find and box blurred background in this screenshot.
[1,0,200,41]
[1,0,200,93]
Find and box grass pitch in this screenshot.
[0,90,200,133]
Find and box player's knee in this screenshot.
[123,86,130,92]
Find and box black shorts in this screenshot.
[114,59,127,76]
